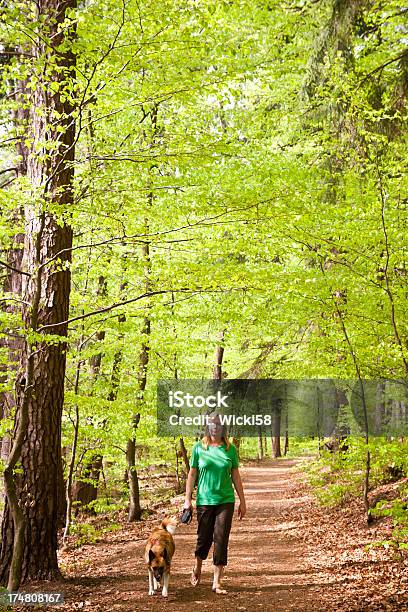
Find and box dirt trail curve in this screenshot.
[57,458,331,612]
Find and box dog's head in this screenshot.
[148,548,169,583]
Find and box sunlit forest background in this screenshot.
[0,0,407,592]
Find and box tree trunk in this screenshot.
[283,385,289,456]
[332,295,372,523]
[271,433,281,458]
[257,427,264,460]
[89,275,108,383]
[127,414,142,521]
[71,455,103,515]
[213,330,226,380]
[127,187,152,520]
[63,362,81,544]
[232,437,241,451]
[270,401,282,459]
[283,432,289,456]
[127,311,150,522]
[0,0,76,587]
[179,437,190,473]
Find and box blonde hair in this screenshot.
[201,412,230,450]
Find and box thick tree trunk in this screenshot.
[271,433,281,458]
[71,455,103,515]
[0,0,76,587]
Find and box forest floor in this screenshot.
[8,458,408,612]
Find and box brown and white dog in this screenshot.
[144,516,178,597]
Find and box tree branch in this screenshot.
[358,50,408,87]
[36,290,172,331]
[0,260,30,277]
[36,287,248,332]
[0,167,17,176]
[37,200,272,270]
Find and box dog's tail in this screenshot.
[161,516,178,535]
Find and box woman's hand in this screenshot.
[232,468,246,520]
[237,500,246,520]
[184,467,197,511]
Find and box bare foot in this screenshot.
[212,586,228,594]
[191,565,201,587]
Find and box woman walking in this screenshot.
[183,412,247,594]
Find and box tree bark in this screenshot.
[213,330,226,380]
[127,414,142,522]
[0,0,76,587]
[178,437,190,473]
[89,275,108,383]
[257,427,264,460]
[63,361,81,544]
[127,278,150,521]
[71,455,103,515]
[270,400,282,459]
[127,161,153,520]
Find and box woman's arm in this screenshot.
[231,467,247,519]
[183,467,197,509]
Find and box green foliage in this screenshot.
[0,417,12,440]
[69,521,121,548]
[86,498,126,514]
[304,445,363,506]
[369,439,408,483]
[285,438,320,459]
[371,483,408,551]
[0,585,12,612]
[305,438,408,506]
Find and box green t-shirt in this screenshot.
[190,441,239,506]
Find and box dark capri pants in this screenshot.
[195,502,235,566]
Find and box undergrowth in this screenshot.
[303,437,408,550]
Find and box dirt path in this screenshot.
[55,459,329,611]
[13,458,406,611]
